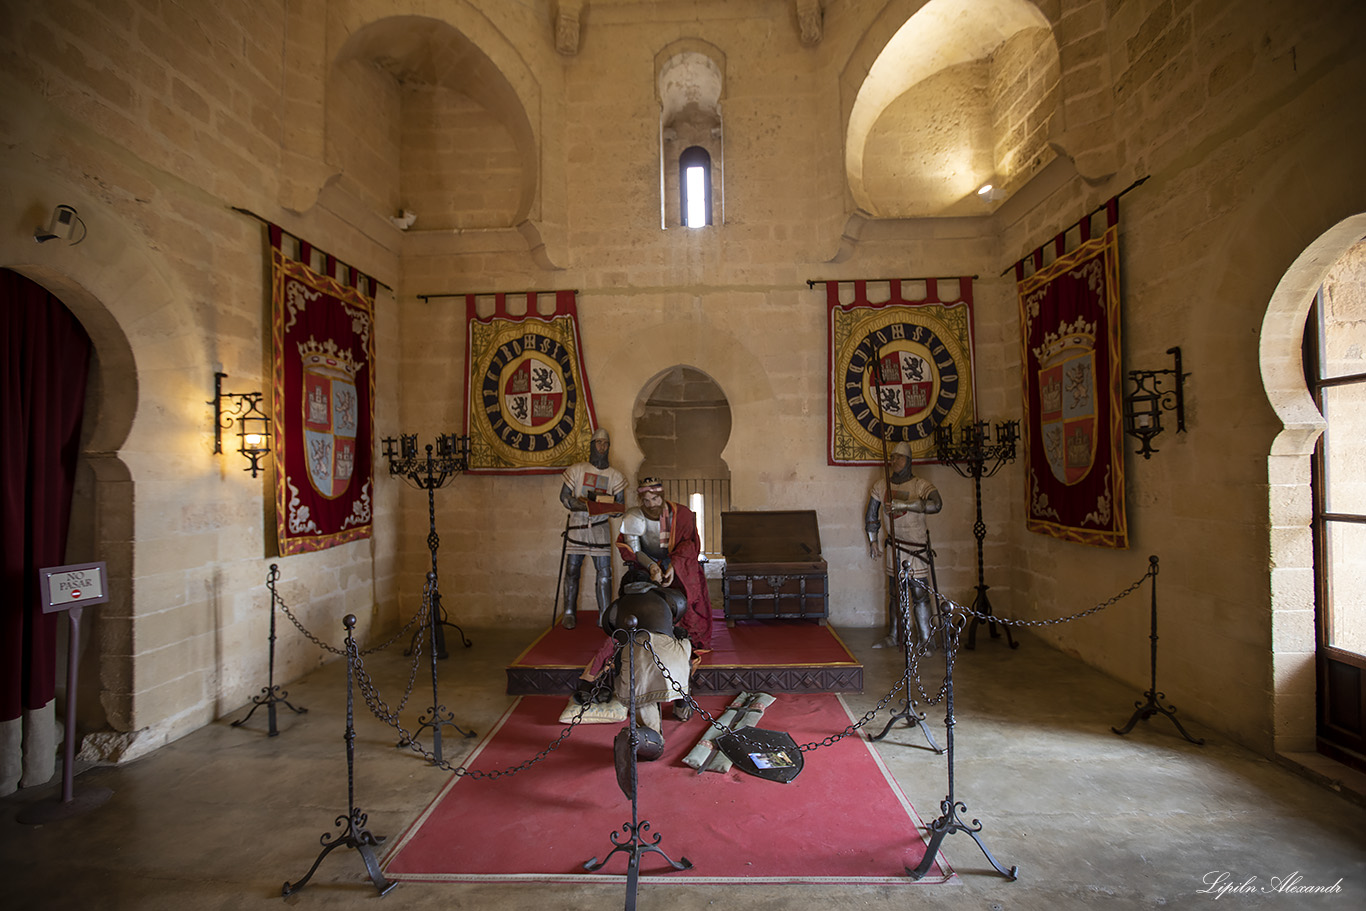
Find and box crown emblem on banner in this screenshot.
[1032,317,1097,369]
[298,335,361,379]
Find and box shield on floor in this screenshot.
[716,727,804,783]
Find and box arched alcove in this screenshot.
[327,15,538,229]
[844,0,1057,216]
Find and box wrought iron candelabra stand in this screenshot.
[935,420,1021,650]
[1112,555,1204,745]
[382,432,474,659]
[403,571,475,762]
[908,607,1018,883]
[282,615,396,897]
[870,536,943,753]
[585,623,692,911]
[232,564,307,736]
[382,433,476,761]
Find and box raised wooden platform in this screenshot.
[505,617,863,696]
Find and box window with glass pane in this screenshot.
[1310,269,1366,658]
[679,146,711,228]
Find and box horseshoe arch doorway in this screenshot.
[631,365,732,559]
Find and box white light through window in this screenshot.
[690,492,705,552]
[685,166,707,227]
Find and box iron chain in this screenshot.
[335,565,1154,776]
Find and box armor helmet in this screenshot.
[889,441,914,483]
[590,427,611,468]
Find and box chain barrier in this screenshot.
[276,586,429,657]
[950,564,1153,629]
[332,562,1155,777]
[351,635,605,780]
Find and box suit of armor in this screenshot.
[866,446,941,649]
[558,435,625,629]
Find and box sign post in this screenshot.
[17,562,114,824]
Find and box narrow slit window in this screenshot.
[679,146,712,228]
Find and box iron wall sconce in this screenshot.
[1123,347,1189,459]
[210,372,271,477]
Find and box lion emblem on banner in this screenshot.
[829,304,974,463]
[463,291,599,474]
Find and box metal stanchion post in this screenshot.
[232,564,307,736]
[282,615,396,898]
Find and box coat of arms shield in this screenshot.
[301,347,360,499]
[1035,322,1097,486]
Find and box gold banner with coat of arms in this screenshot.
[462,291,598,474]
[826,279,976,464]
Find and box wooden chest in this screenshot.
[720,510,829,625]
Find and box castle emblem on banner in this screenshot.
[1033,317,1097,485]
[299,336,361,499]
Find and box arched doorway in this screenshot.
[633,365,731,558]
[1261,213,1366,762]
[0,266,137,794]
[1302,238,1366,770]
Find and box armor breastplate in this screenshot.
[621,512,668,563]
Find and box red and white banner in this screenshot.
[1015,200,1127,548]
[270,233,374,554]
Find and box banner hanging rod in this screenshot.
[999,175,1150,277]
[805,275,979,288]
[417,290,579,302]
[228,206,393,292]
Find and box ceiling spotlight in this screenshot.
[977,183,1004,202]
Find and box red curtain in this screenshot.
[1,269,92,722]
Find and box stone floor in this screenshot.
[5,622,1366,911]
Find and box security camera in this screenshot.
[35,204,86,244]
[389,209,417,231]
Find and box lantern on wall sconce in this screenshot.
[210,372,272,477]
[1123,347,1189,460]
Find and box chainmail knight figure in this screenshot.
[558,427,626,629]
[866,442,943,649]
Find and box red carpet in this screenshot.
[511,617,858,668]
[382,693,952,885]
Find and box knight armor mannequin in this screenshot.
[866,442,942,649]
[558,427,625,629]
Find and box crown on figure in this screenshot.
[297,336,361,378]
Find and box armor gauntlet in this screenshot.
[864,497,881,543]
[560,483,587,512]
